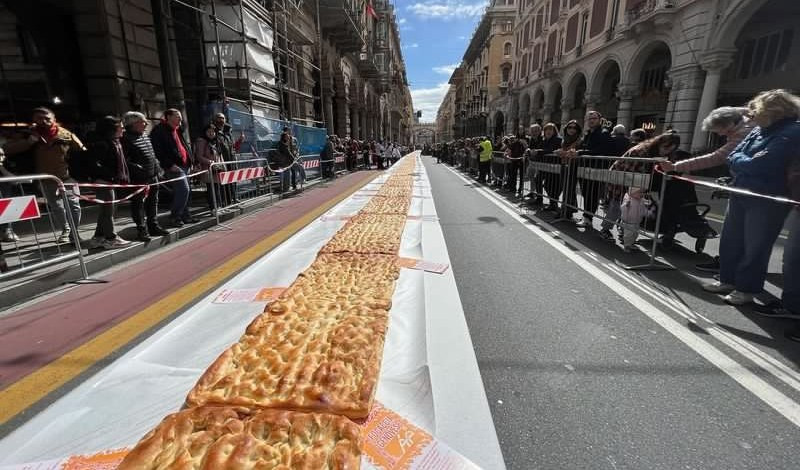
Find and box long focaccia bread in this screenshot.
[186,294,389,418]
[359,196,411,215]
[376,185,413,198]
[320,214,406,255]
[118,406,362,470]
[288,253,401,311]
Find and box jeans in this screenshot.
[783,209,799,313]
[719,195,790,294]
[93,187,117,239]
[506,160,522,191]
[167,167,190,220]
[131,182,159,229]
[601,198,622,232]
[478,160,490,183]
[291,161,306,187]
[42,178,81,232]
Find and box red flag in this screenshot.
[366,0,378,19]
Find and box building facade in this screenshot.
[0,0,412,144]
[443,0,517,139]
[479,0,797,152]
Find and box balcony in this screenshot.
[358,52,380,78]
[498,81,508,90]
[620,0,677,38]
[319,0,365,52]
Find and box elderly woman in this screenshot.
[704,90,800,305]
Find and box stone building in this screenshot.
[436,86,457,142]
[0,0,412,144]
[444,0,517,139]
[481,0,798,152]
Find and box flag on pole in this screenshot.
[366,0,378,19]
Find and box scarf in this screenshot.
[172,126,188,166]
[112,138,130,183]
[35,124,59,143]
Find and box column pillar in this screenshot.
[335,97,350,137]
[616,84,637,130]
[542,104,553,124]
[324,95,334,134]
[352,107,361,139]
[560,97,575,131]
[691,51,736,152]
[664,64,705,150]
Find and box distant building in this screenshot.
[439,0,798,152]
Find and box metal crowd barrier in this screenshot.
[208,157,272,226]
[0,174,90,284]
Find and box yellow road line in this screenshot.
[0,173,376,424]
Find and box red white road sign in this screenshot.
[302,159,320,169]
[216,167,266,184]
[0,196,40,224]
[335,155,345,163]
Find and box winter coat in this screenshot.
[150,121,193,170]
[3,126,84,179]
[672,117,753,173]
[194,137,222,183]
[88,139,129,183]
[579,126,616,169]
[728,118,800,197]
[122,130,161,182]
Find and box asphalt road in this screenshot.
[423,156,800,470]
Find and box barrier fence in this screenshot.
[0,174,88,284]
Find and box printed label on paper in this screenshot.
[212,287,286,303]
[396,257,449,274]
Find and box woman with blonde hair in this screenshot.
[704,89,800,305]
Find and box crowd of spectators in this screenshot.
[430,88,800,342]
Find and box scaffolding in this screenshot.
[169,0,323,127]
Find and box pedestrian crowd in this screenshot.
[431,88,800,342]
[0,106,406,272]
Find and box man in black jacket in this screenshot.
[122,112,169,240]
[149,109,196,226]
[213,113,244,205]
[576,110,616,228]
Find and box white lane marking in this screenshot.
[441,164,800,427]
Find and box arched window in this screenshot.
[503,42,512,57]
[501,66,511,82]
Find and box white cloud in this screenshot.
[433,63,459,76]
[411,83,450,122]
[405,42,419,48]
[407,1,487,20]
[398,17,407,24]
[457,35,467,40]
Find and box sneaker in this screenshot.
[57,229,72,244]
[723,290,754,306]
[786,328,800,343]
[87,236,105,249]
[101,236,131,250]
[575,217,592,228]
[148,225,170,237]
[752,302,800,319]
[696,256,720,273]
[1,228,19,243]
[703,281,735,294]
[600,229,614,241]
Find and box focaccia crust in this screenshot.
[320,214,406,255]
[118,406,362,470]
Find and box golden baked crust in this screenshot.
[320,214,406,255]
[376,185,413,198]
[286,253,400,310]
[359,196,411,215]
[186,294,389,418]
[118,407,362,470]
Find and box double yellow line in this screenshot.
[0,173,376,425]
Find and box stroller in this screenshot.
[647,175,719,253]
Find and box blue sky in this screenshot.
[395,0,489,122]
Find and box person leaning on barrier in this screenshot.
[478,136,493,184]
[629,128,647,146]
[2,107,84,244]
[576,110,618,229]
[213,113,244,205]
[611,124,632,156]
[599,132,681,242]
[320,135,335,179]
[703,89,800,306]
[150,109,196,227]
[507,131,527,195]
[558,120,584,219]
[523,124,543,201]
[536,123,564,212]
[195,123,224,212]
[121,112,169,241]
[274,131,294,193]
[85,116,132,250]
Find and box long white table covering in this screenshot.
[0,153,505,470]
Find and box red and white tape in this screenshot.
[66,170,208,204]
[217,167,265,184]
[302,159,320,170]
[0,195,40,224]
